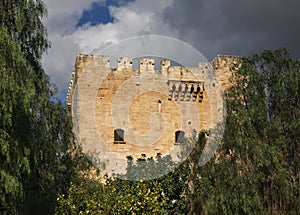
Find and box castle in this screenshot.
[67,54,240,176]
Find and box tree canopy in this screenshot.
[0,1,78,214]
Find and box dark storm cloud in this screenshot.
[164,0,300,59]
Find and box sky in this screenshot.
[41,0,300,101]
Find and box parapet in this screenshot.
[211,54,241,70]
[66,69,76,106]
[161,59,171,74]
[211,55,242,90]
[139,58,155,72]
[66,54,242,106]
[117,57,132,71]
[75,54,110,70]
[198,62,211,71]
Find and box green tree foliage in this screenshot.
[119,153,177,181]
[172,48,300,214]
[222,49,300,213]
[163,49,300,214]
[0,1,78,214]
[55,178,169,214]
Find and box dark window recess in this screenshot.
[114,129,125,144]
[175,130,185,144]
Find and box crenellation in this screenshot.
[198,62,210,71]
[212,54,240,70]
[117,57,133,71]
[75,54,110,71]
[161,59,171,74]
[211,55,242,90]
[66,70,76,106]
[67,54,240,107]
[139,58,155,72]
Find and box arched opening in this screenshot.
[114,129,125,144]
[175,130,185,144]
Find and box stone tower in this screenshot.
[67,54,240,176]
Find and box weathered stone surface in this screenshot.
[67,54,241,176]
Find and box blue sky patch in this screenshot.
[76,0,135,27]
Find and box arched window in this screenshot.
[114,129,125,144]
[175,130,185,144]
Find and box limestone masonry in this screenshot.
[67,54,240,175]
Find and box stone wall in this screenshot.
[67,54,241,175]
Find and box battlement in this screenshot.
[66,70,76,106]
[73,54,231,72]
[117,57,132,71]
[66,54,241,106]
[211,54,241,70]
[75,54,110,72]
[139,58,155,72]
[71,54,241,74]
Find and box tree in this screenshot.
[155,49,300,214]
[55,177,169,214]
[202,48,300,213]
[0,1,77,213]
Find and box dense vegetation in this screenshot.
[0,0,79,214]
[1,0,299,214]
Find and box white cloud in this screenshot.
[42,0,178,101]
[42,34,79,96]
[42,0,105,100]
[43,0,105,34]
[69,0,178,53]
